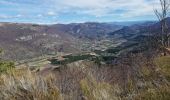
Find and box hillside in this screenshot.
[0,22,123,61]
[1,19,169,64]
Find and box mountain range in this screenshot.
[0,18,169,61]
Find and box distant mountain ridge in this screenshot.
[0,19,167,61]
[109,21,156,26]
[0,22,123,61]
[109,17,170,39]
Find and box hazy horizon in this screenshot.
[0,19,157,25]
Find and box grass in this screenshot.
[0,61,15,73]
[80,78,122,100]
[135,85,170,100]
[131,55,170,100]
[0,53,170,100]
[0,60,123,100]
[155,56,170,81]
[0,68,63,100]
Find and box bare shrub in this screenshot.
[0,68,63,100]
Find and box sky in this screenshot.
[0,0,162,24]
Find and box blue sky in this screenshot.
[0,0,161,24]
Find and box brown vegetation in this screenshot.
[0,53,170,100]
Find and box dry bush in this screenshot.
[0,62,124,100]
[0,54,169,100]
[134,85,170,100]
[0,68,63,100]
[120,54,170,100]
[53,66,86,100]
[80,77,122,100]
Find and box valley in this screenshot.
[0,22,124,61]
[0,19,166,69]
[1,16,170,100]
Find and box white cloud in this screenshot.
[37,14,43,17]
[0,0,18,5]
[0,14,23,19]
[47,11,56,16]
[16,14,22,18]
[46,0,161,18]
[0,0,163,23]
